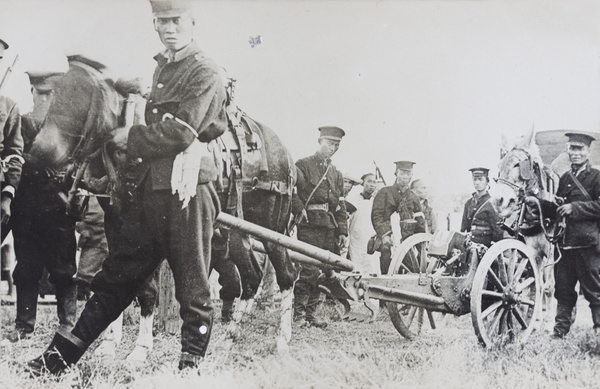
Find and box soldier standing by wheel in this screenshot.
[291,126,348,328]
[460,167,503,247]
[27,0,227,375]
[371,161,425,275]
[552,132,600,338]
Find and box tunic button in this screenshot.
[152,108,158,114]
[157,83,164,89]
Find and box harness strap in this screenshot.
[0,154,25,172]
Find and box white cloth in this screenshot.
[171,139,204,209]
[346,187,380,275]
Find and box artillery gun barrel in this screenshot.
[216,212,354,271]
[361,281,447,310]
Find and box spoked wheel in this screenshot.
[386,233,444,340]
[470,239,542,347]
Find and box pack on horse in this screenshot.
[26,55,299,358]
[491,128,563,328]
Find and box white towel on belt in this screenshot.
[171,139,203,209]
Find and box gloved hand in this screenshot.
[1,194,11,225]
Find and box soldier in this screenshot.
[0,36,24,242]
[552,132,600,338]
[291,126,348,328]
[4,66,80,343]
[410,179,437,234]
[460,168,503,247]
[28,0,227,375]
[371,161,425,275]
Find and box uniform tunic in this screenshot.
[371,182,425,274]
[554,164,600,318]
[292,153,347,294]
[72,41,227,358]
[460,191,503,247]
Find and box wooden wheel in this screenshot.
[470,239,542,347]
[386,233,443,340]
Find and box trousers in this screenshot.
[72,181,219,357]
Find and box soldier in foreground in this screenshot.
[27,0,227,375]
[460,167,503,247]
[552,132,600,338]
[291,126,348,328]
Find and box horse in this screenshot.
[26,55,299,359]
[490,128,561,330]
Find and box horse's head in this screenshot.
[27,58,121,170]
[492,128,543,219]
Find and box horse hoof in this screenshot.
[126,346,150,362]
[94,341,116,357]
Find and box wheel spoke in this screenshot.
[487,307,505,338]
[482,290,504,299]
[486,267,505,292]
[497,251,509,285]
[506,249,518,284]
[520,298,535,306]
[481,300,503,319]
[417,307,424,333]
[399,262,413,274]
[408,248,420,273]
[515,276,535,293]
[419,244,428,273]
[511,306,528,329]
[406,305,417,327]
[512,256,529,284]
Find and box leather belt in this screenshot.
[306,203,329,211]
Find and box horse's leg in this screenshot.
[211,233,242,323]
[94,312,123,357]
[262,240,297,355]
[228,230,263,321]
[126,270,159,362]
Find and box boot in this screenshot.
[552,304,574,338]
[306,290,327,328]
[56,283,78,331]
[26,330,87,376]
[294,294,309,325]
[14,283,39,335]
[221,299,235,324]
[178,352,203,375]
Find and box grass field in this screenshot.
[2,296,600,389]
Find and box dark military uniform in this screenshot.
[0,95,23,241]
[371,182,425,274]
[292,129,348,325]
[460,192,503,247]
[553,161,600,336]
[67,41,226,364]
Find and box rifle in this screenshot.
[0,54,19,95]
[373,160,387,185]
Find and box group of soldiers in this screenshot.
[2,0,600,379]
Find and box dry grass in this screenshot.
[2,298,600,389]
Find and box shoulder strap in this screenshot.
[568,171,592,201]
[472,198,492,220]
[303,163,331,209]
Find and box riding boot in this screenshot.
[221,299,235,324]
[15,283,39,334]
[293,294,309,323]
[26,330,87,376]
[553,304,574,338]
[56,283,78,332]
[306,290,327,328]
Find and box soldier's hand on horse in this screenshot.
[557,204,573,217]
[1,194,11,225]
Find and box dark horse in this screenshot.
[27,56,299,357]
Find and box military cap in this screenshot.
[342,172,361,184]
[0,37,8,50]
[469,167,490,178]
[394,161,415,171]
[150,0,194,17]
[26,71,65,92]
[565,132,595,147]
[319,126,345,141]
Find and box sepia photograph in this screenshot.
[1,0,600,387]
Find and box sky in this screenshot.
[2,0,600,214]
